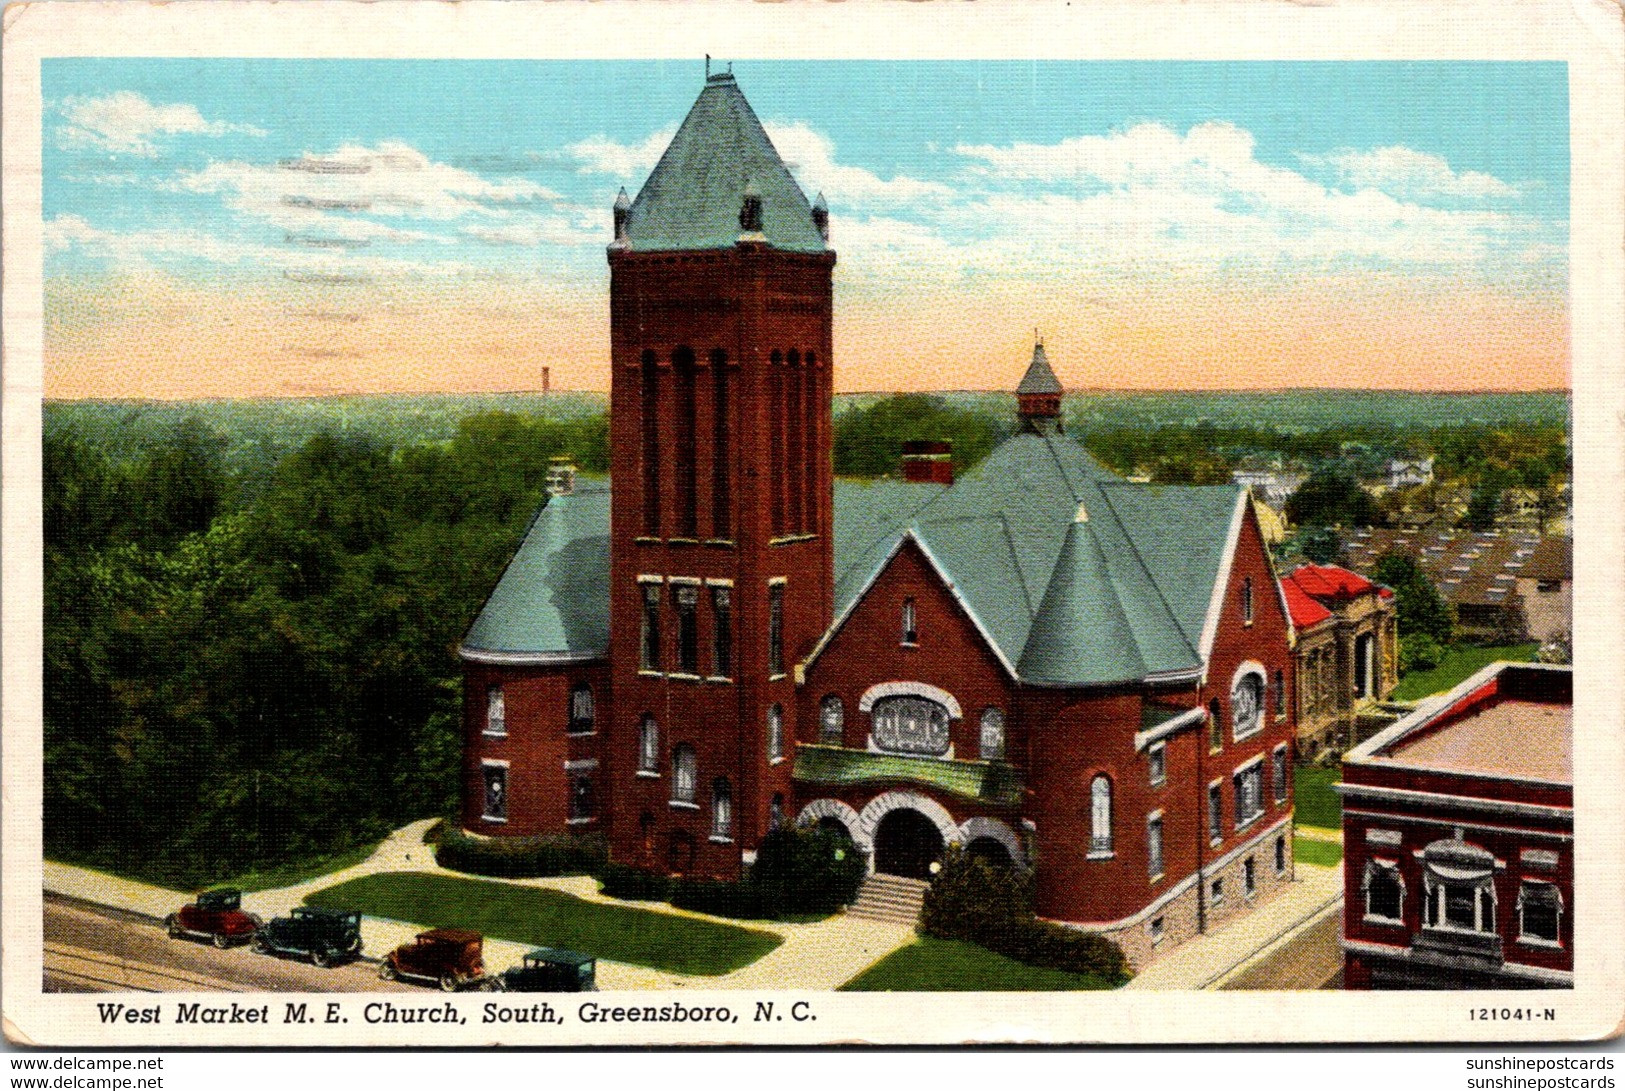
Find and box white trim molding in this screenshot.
[1197,489,1252,662]
[1336,784,1573,822]
[1134,705,1206,751]
[857,680,964,719]
[459,646,605,666]
[796,798,862,841]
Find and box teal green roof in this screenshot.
[461,432,1245,686]
[1016,342,1063,395]
[622,74,827,255]
[792,744,1024,806]
[459,484,610,659]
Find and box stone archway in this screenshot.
[874,809,946,879]
[856,791,962,875]
[796,798,862,844]
[957,816,1027,870]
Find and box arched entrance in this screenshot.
[966,835,1014,869]
[874,809,945,879]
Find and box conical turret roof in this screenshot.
[622,73,826,254]
[1017,341,1063,395]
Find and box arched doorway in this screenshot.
[874,809,945,879]
[966,835,1014,870]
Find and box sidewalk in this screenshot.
[1122,861,1344,990]
[43,819,916,991]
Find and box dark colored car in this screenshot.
[379,928,484,991]
[489,947,597,993]
[252,906,363,967]
[165,888,261,949]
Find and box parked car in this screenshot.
[165,888,261,949]
[379,928,485,991]
[252,906,363,967]
[489,947,596,993]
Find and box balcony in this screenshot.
[791,744,1024,806]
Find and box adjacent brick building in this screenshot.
[457,72,1300,968]
[1338,661,1572,989]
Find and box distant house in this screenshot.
[1339,662,1572,990]
[1231,467,1306,511]
[1386,457,1434,490]
[1343,527,1548,645]
[1281,564,1396,753]
[1515,537,1572,645]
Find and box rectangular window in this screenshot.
[1147,813,1164,880]
[673,583,699,675]
[1518,881,1561,944]
[1149,916,1165,944]
[768,582,785,677]
[1233,762,1264,829]
[1244,856,1257,897]
[1273,669,1286,718]
[711,586,733,679]
[481,763,508,823]
[1208,781,1223,844]
[901,596,918,645]
[485,685,506,737]
[1148,742,1166,787]
[1210,877,1225,905]
[1272,745,1289,803]
[640,581,662,672]
[1274,835,1287,875]
[1208,706,1222,752]
[1240,576,1254,625]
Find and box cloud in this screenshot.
[762,121,951,206]
[565,125,678,178]
[56,91,265,157]
[1302,145,1520,201]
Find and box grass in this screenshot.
[839,935,1121,992]
[1294,837,1344,868]
[46,837,386,894]
[1390,643,1538,703]
[1293,763,1343,830]
[307,871,781,976]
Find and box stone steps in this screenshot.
[847,874,929,926]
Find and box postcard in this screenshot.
[4,0,1622,1048]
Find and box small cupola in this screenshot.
[811,191,829,242]
[1017,337,1064,435]
[611,187,631,246]
[738,177,764,239]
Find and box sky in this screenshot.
[42,59,1569,399]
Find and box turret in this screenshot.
[1017,338,1064,434]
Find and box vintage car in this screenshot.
[252,906,363,967]
[379,928,485,991]
[165,888,261,949]
[488,947,596,993]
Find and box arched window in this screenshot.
[640,349,661,535]
[1089,775,1113,855]
[767,704,785,764]
[1232,670,1265,740]
[711,349,732,539]
[901,596,918,645]
[979,707,1006,761]
[1273,669,1286,718]
[1421,839,1496,933]
[569,776,594,821]
[711,777,733,840]
[568,685,594,735]
[1208,698,1223,751]
[1241,575,1254,624]
[673,346,697,537]
[819,695,845,745]
[485,685,506,736]
[871,694,951,756]
[672,743,696,803]
[638,715,660,773]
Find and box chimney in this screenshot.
[612,187,631,246]
[900,440,954,485]
[811,192,829,242]
[546,455,577,497]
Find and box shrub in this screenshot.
[1399,632,1445,674]
[597,863,674,902]
[747,826,867,915]
[434,827,607,879]
[921,847,1128,983]
[671,877,779,919]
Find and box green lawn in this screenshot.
[1294,763,1343,830]
[840,935,1120,992]
[1390,643,1538,703]
[307,871,780,976]
[1294,837,1343,868]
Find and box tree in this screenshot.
[1285,468,1376,529]
[833,394,1006,478]
[1372,550,1454,646]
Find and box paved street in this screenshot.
[1219,902,1342,990]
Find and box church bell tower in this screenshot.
[605,71,836,878]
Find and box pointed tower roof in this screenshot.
[1016,340,1063,395]
[622,72,826,254]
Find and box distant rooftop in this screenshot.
[1349,661,1572,785]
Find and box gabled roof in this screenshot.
[1016,341,1063,395]
[621,73,827,255]
[1281,578,1334,629]
[459,483,610,662]
[463,433,1252,688]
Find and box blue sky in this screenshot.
[41,59,1570,396]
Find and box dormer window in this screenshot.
[901,597,918,646]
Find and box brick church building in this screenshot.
[457,71,1299,966]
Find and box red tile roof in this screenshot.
[1283,563,1391,629]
